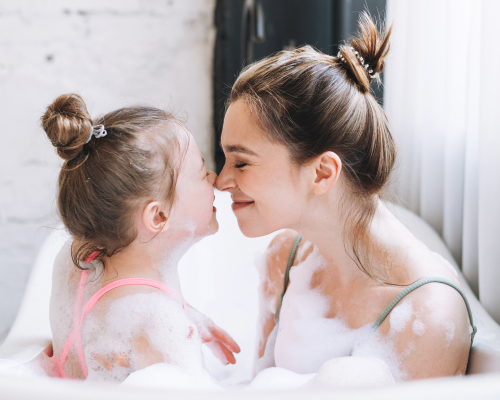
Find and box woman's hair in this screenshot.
[230,12,394,281]
[41,94,186,269]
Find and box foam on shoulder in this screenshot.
[83,292,203,382]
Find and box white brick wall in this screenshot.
[0,0,216,341]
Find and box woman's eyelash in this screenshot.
[234,162,248,169]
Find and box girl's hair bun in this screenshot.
[41,93,93,161]
[337,12,392,93]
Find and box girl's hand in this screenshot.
[185,304,241,365]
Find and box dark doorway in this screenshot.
[213,0,387,173]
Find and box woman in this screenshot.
[216,13,475,381]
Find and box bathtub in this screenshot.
[1,191,500,399]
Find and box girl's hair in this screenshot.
[230,12,394,281]
[41,94,186,269]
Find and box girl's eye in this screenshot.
[234,162,248,169]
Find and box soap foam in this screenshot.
[82,291,203,382]
[306,357,395,389]
[246,367,314,391]
[268,242,406,381]
[247,357,394,391]
[48,236,206,382]
[412,319,426,336]
[253,243,284,376]
[445,321,456,347]
[253,325,278,375]
[389,300,414,333]
[122,363,222,391]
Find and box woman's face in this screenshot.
[216,100,308,237]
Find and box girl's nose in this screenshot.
[208,170,217,186]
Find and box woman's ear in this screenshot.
[311,151,342,195]
[142,201,169,233]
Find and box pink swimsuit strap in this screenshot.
[54,269,185,379]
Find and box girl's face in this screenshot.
[167,129,218,238]
[216,100,308,237]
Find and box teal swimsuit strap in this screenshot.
[274,235,302,324]
[372,276,477,347]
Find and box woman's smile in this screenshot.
[231,198,254,211]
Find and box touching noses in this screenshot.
[215,163,235,192]
[207,170,217,186]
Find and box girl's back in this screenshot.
[49,242,203,381]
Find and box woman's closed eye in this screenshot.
[234,162,248,169]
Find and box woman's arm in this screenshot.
[255,230,314,361]
[256,230,296,360]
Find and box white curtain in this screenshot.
[385,0,500,322]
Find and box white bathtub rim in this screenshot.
[0,371,500,400]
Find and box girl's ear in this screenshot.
[311,151,342,195]
[143,201,169,233]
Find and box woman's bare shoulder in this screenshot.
[261,230,315,299]
[377,277,472,379]
[265,230,309,271]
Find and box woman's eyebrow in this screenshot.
[220,143,258,156]
[199,156,205,171]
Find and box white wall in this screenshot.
[0,0,216,341]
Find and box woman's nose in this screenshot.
[215,162,235,192]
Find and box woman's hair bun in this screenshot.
[41,93,93,161]
[337,12,392,93]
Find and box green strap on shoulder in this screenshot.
[273,238,477,348]
[274,235,302,324]
[372,276,477,347]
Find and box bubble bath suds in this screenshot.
[255,241,400,385]
[253,241,281,375]
[445,321,456,348]
[412,319,426,336]
[83,292,203,382]
[49,229,208,384]
[45,233,451,389]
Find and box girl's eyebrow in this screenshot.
[199,156,205,171]
[220,142,258,156]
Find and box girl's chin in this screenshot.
[208,217,219,235]
[197,215,219,237]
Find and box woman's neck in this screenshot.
[295,195,410,286]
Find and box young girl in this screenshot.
[42,94,239,382]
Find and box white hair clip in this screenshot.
[337,47,376,79]
[86,124,107,144]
